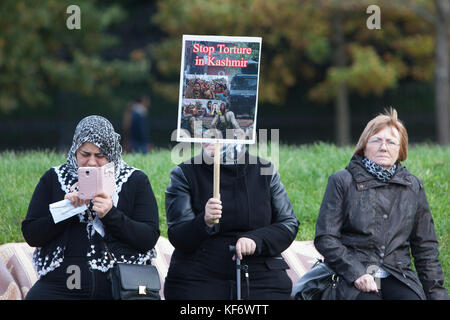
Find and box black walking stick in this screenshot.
[229,245,250,300]
[229,245,241,300]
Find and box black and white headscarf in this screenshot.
[67,115,125,180]
[362,157,397,183]
[54,115,135,201]
[33,115,155,278]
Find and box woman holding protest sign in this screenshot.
[163,143,299,300]
[314,108,448,300]
[22,115,159,299]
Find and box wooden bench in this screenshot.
[0,237,322,300]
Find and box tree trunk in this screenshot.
[434,0,450,144]
[331,10,351,146]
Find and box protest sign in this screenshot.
[177,35,262,144]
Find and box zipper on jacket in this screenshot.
[396,261,407,278]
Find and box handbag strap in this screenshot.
[86,208,152,267]
[87,210,115,261]
[103,241,114,261]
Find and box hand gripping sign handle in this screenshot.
[213,142,221,224]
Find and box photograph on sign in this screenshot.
[177,35,262,144]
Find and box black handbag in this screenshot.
[110,262,161,300]
[89,211,161,300]
[292,259,339,300]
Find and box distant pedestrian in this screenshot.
[129,96,152,153]
[121,101,134,153]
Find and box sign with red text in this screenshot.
[177,35,262,144]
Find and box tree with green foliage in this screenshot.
[151,0,446,145]
[0,0,149,114]
[307,0,436,145]
[392,0,449,144]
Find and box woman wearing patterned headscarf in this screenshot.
[22,115,160,299]
[314,108,448,300]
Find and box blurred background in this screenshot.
[0,0,449,151]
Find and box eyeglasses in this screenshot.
[367,138,400,150]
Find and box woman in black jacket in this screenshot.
[315,108,448,300]
[164,143,299,300]
[22,115,159,299]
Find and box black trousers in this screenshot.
[356,275,421,300]
[164,237,292,300]
[164,267,292,300]
[25,257,112,300]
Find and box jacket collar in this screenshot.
[346,155,413,187]
[190,150,250,178]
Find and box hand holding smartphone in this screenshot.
[78,163,115,200]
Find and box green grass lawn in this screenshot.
[0,143,448,285]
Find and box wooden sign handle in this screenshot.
[213,142,221,224]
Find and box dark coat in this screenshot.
[314,155,448,300]
[164,152,299,299]
[22,168,160,276]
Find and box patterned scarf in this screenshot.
[66,115,125,179]
[222,143,246,165]
[202,143,246,165]
[362,157,397,183]
[57,115,135,220]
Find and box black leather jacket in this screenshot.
[165,153,299,273]
[314,155,448,300]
